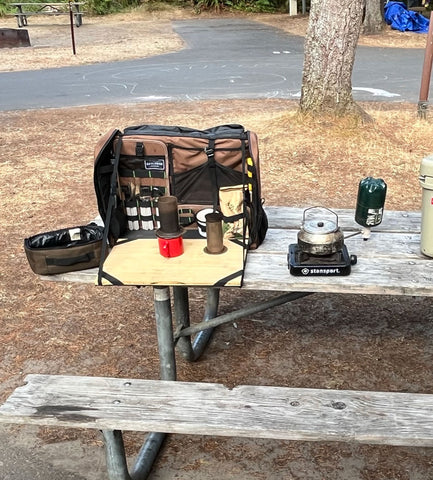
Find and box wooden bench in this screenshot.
[11,2,84,28]
[2,374,433,450]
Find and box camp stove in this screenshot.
[288,207,357,277]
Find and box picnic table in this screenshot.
[1,206,433,479]
[11,2,84,28]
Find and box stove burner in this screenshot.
[288,244,357,276]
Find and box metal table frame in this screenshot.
[34,207,433,479]
[102,286,311,479]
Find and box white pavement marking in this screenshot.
[353,87,401,98]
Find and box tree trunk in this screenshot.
[363,0,384,34]
[300,0,367,118]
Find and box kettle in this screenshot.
[297,207,344,256]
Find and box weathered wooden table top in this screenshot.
[244,207,432,296]
[41,207,433,297]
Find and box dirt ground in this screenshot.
[1,7,433,480]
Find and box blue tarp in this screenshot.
[384,1,430,33]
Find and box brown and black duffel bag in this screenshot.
[94,124,268,247]
[93,123,268,286]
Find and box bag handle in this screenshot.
[46,252,94,267]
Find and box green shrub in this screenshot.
[229,0,276,12]
[85,0,140,15]
[194,0,277,13]
[1,0,11,16]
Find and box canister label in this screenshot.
[365,208,383,226]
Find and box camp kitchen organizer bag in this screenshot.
[93,123,268,286]
[24,224,105,275]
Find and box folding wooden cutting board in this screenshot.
[99,238,245,287]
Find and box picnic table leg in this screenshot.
[74,4,83,27]
[129,432,166,480]
[74,12,82,27]
[101,430,132,480]
[153,286,176,381]
[15,6,26,28]
[101,286,175,480]
[174,286,219,362]
[102,430,165,480]
[129,286,175,479]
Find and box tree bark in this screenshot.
[300,0,367,118]
[363,0,384,34]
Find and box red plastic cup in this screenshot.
[158,235,184,258]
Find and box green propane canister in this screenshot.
[355,177,387,240]
[419,154,433,257]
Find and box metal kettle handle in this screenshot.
[302,206,339,227]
